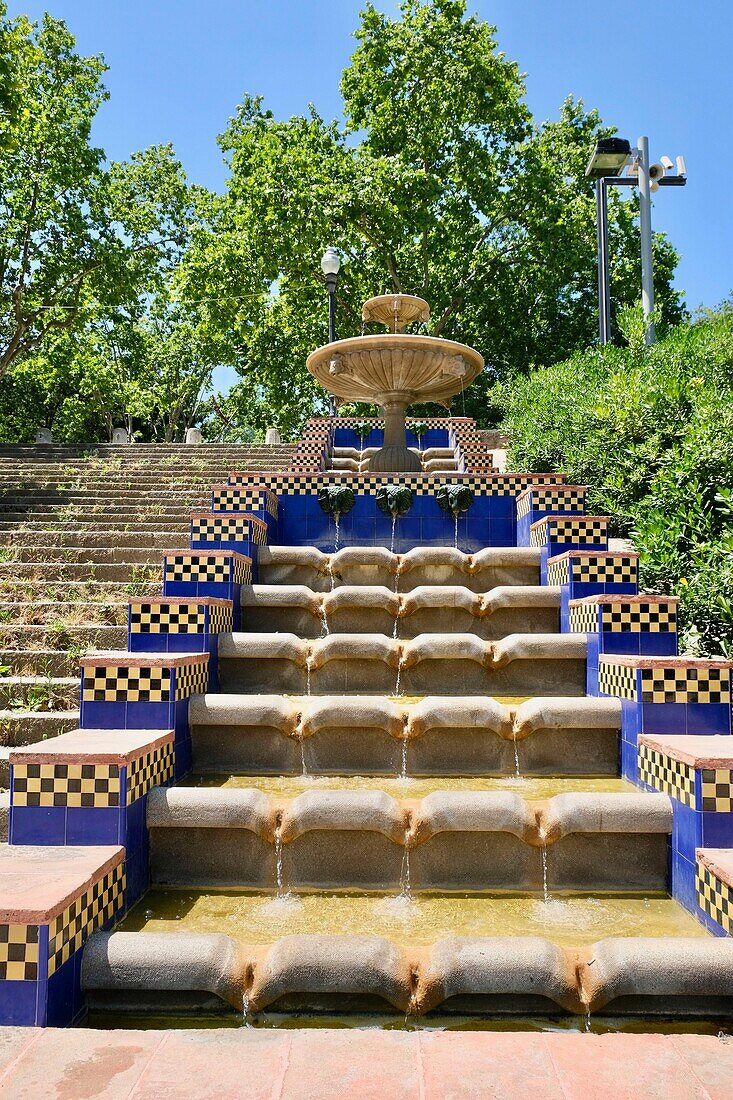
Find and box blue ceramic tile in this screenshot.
[687,702,731,736]
[0,980,40,1026]
[620,738,640,783]
[65,807,121,846]
[640,633,678,657]
[10,806,66,846]
[670,849,698,913]
[639,702,686,736]
[701,811,733,847]
[671,802,702,861]
[46,951,77,1027]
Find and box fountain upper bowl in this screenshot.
[306,334,484,407]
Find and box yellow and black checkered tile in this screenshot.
[697,861,733,935]
[130,602,207,635]
[164,554,252,585]
[47,862,125,977]
[226,471,564,498]
[639,666,731,704]
[638,743,696,807]
[191,515,268,545]
[600,601,677,633]
[127,741,175,804]
[529,516,608,548]
[207,602,234,633]
[82,665,172,703]
[0,924,40,981]
[568,601,600,633]
[547,554,638,586]
[212,487,279,518]
[516,487,586,520]
[597,660,638,700]
[700,769,733,813]
[174,660,209,698]
[13,762,120,808]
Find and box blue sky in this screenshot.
[9,0,731,389]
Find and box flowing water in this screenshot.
[274,832,285,898]
[119,889,708,949]
[541,844,550,905]
[326,558,336,592]
[298,735,307,777]
[320,602,329,637]
[186,776,635,800]
[390,514,397,554]
[453,512,459,550]
[512,728,521,778]
[334,515,341,552]
[400,737,408,780]
[394,656,404,697]
[242,989,252,1028]
[305,655,313,696]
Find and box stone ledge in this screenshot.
[0,844,123,923]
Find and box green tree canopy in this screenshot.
[181,0,683,435]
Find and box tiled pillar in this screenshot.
[163,550,252,630]
[211,484,280,542]
[128,596,233,688]
[637,734,733,930]
[530,516,610,583]
[515,485,587,547]
[597,656,733,784]
[9,728,174,906]
[546,551,640,631]
[78,652,209,780]
[0,845,125,1025]
[566,595,679,693]
[189,512,268,573]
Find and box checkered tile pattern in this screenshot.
[529,516,608,547]
[639,667,731,704]
[127,741,175,804]
[228,472,565,497]
[516,487,587,520]
[207,602,233,633]
[164,553,252,585]
[47,862,125,977]
[597,661,638,701]
[191,515,268,545]
[130,602,207,634]
[600,601,677,633]
[638,743,696,807]
[546,554,638,586]
[568,601,600,633]
[82,665,172,703]
[212,487,279,518]
[174,660,209,699]
[13,762,121,808]
[697,861,733,935]
[0,924,40,982]
[701,769,733,813]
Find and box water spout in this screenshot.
[512,727,521,778]
[326,557,335,592]
[275,820,285,898]
[394,653,404,697]
[306,654,314,697]
[400,734,408,780]
[399,828,412,900]
[390,513,397,554]
[539,829,550,904]
[334,513,341,553]
[319,599,329,637]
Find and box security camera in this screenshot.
[660,155,674,170]
[676,155,687,177]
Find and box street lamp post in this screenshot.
[586,137,687,345]
[321,246,341,416]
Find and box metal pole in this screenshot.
[637,135,656,345]
[596,178,611,344]
[326,274,337,416]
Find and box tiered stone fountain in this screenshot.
[3,292,733,1032]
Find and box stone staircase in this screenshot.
[2,417,733,1031]
[0,444,295,780]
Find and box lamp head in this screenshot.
[585,137,632,180]
[321,246,341,277]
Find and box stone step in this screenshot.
[0,709,79,783]
[0,649,88,677]
[240,584,559,638]
[0,675,79,710]
[0,601,128,625]
[0,511,194,525]
[83,930,733,1021]
[0,520,189,533]
[217,632,587,696]
[188,693,621,776]
[146,787,670,892]
[0,545,167,563]
[258,545,541,591]
[0,580,159,600]
[0,622,126,649]
[0,491,213,504]
[0,561,159,580]
[0,530,187,549]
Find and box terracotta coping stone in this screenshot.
[515,484,586,501]
[162,549,252,562]
[546,549,640,563]
[228,470,567,482]
[79,651,208,669]
[0,844,124,923]
[598,654,732,670]
[639,734,733,770]
[127,596,231,608]
[10,728,174,766]
[696,847,733,889]
[530,515,608,530]
[569,594,680,607]
[211,482,275,494]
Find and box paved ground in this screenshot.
[2,1027,733,1098]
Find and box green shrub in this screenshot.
[493,305,733,655]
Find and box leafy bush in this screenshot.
[492,305,733,655]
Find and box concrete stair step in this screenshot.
[0,649,88,677]
[217,631,587,696]
[0,601,127,625]
[1,545,168,563]
[0,530,187,548]
[0,580,159,600]
[0,710,80,782]
[0,561,160,580]
[188,693,621,777]
[240,584,559,638]
[0,520,189,533]
[0,675,79,710]
[0,623,126,649]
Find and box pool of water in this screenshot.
[118,888,708,948]
[184,775,633,799]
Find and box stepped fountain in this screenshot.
[306,294,484,471]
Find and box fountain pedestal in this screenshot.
[369,394,421,472]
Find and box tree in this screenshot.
[0,7,192,378]
[183,0,683,432]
